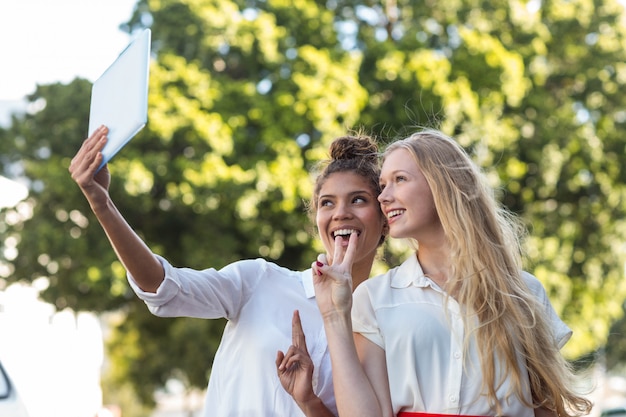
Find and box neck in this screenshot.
[416,242,451,289]
[351,253,376,290]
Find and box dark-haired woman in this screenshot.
[69,125,386,417]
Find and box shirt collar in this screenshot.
[301,269,316,298]
[390,254,437,289]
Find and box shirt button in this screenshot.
[454,351,461,359]
[449,394,458,403]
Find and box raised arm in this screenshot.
[69,125,164,292]
[312,233,394,417]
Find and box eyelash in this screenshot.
[320,196,367,207]
[380,175,405,190]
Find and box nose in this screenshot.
[332,201,353,219]
[378,186,392,204]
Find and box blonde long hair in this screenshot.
[384,129,592,416]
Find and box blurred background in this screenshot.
[1,0,626,416]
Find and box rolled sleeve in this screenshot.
[128,255,267,320]
[127,255,182,305]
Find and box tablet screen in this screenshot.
[87,29,151,171]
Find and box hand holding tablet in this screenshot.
[87,29,151,171]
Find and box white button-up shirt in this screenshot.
[128,255,336,417]
[352,254,571,416]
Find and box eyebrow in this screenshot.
[379,171,395,182]
[380,168,410,180]
[318,189,374,199]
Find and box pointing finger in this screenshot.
[292,310,308,351]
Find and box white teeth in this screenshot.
[387,210,404,219]
[333,228,358,237]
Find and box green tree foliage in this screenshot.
[1,0,626,407]
[326,0,626,358]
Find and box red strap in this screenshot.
[398,413,492,417]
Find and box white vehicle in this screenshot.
[601,407,626,417]
[0,360,30,417]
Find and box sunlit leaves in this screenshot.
[292,46,367,134]
[458,27,530,107]
[3,0,626,405]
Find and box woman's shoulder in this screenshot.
[357,262,405,293]
[361,255,418,287]
[225,257,299,277]
[520,270,548,297]
[360,273,390,290]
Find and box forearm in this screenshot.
[297,396,337,417]
[92,197,164,292]
[69,126,164,292]
[323,314,383,417]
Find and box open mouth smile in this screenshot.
[332,228,360,240]
[387,209,404,219]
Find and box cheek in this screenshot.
[316,212,330,235]
[420,201,439,223]
[365,212,386,235]
[315,211,324,227]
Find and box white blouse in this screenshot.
[128,255,336,417]
[352,254,571,416]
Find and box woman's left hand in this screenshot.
[312,233,358,318]
[276,310,317,406]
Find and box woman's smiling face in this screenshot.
[378,147,440,240]
[316,171,385,267]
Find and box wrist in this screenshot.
[322,309,351,327]
[90,196,116,219]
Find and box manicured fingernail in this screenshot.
[316,261,323,267]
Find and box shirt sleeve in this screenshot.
[351,283,385,349]
[128,255,267,321]
[522,271,573,349]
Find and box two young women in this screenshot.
[72,125,592,417]
[69,125,387,417]
[312,129,593,417]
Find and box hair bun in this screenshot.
[329,136,379,164]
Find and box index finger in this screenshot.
[333,231,358,271]
[292,310,307,351]
[344,232,359,266]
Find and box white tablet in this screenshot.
[88,29,151,171]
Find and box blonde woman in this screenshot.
[313,129,593,417]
